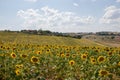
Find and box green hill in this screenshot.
[0,31,104,47]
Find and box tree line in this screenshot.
[1,30,120,39]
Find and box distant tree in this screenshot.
[42,30,52,35]
[4,30,11,32]
[72,35,82,39]
[111,36,115,39]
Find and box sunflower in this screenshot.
[72,54,76,58]
[36,51,42,55]
[46,49,50,53]
[19,64,23,68]
[31,56,39,63]
[107,52,113,56]
[20,54,27,58]
[60,52,65,57]
[66,53,70,57]
[61,53,65,57]
[10,52,16,58]
[99,69,109,77]
[69,60,75,66]
[118,62,120,66]
[97,56,106,64]
[90,56,95,59]
[15,65,20,69]
[81,53,88,60]
[15,69,20,76]
[15,64,23,69]
[90,58,96,64]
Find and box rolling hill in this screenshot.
[0,31,105,47]
[83,34,120,47]
[0,31,120,47]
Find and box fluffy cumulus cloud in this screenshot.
[116,0,120,2]
[17,6,95,32]
[100,6,120,25]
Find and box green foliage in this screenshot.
[0,31,120,80]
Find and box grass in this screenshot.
[0,31,104,46]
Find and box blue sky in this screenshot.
[0,0,120,32]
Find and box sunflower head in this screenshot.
[11,52,16,58]
[90,56,95,59]
[60,53,65,57]
[69,60,75,66]
[15,69,21,76]
[20,54,27,58]
[97,56,106,64]
[15,65,20,69]
[81,53,88,60]
[72,54,76,58]
[90,58,96,64]
[66,53,70,57]
[31,56,39,63]
[107,52,113,56]
[36,51,42,55]
[99,69,109,77]
[118,62,120,66]
[15,64,23,69]
[46,49,50,53]
[19,64,23,68]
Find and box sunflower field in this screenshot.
[0,32,120,80]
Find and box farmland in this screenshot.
[0,31,120,80]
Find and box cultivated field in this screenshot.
[0,32,120,80]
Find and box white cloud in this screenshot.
[116,0,120,2]
[17,6,95,32]
[73,3,79,7]
[100,6,120,25]
[24,0,38,2]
